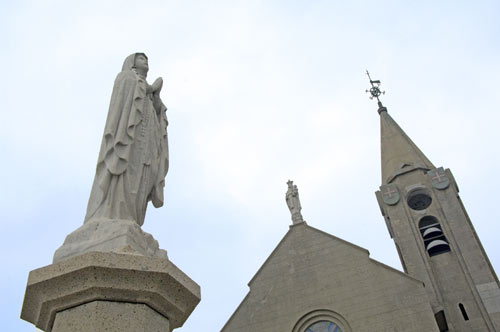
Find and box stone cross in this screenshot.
[383,186,398,199]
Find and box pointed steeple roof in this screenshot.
[364,71,434,183]
[379,107,434,184]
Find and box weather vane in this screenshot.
[365,70,387,114]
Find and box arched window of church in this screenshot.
[293,309,351,332]
[419,216,450,257]
[306,320,343,332]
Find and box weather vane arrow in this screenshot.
[365,70,388,114]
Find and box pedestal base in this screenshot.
[52,301,169,332]
[21,251,200,332]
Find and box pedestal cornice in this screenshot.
[21,251,200,331]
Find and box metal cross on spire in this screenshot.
[365,70,388,114]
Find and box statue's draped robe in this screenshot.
[286,187,301,215]
[85,54,169,226]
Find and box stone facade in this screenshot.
[222,223,439,332]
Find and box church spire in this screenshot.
[365,71,434,183]
[373,72,500,331]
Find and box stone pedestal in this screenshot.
[52,301,170,332]
[21,251,200,332]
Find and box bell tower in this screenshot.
[368,72,500,331]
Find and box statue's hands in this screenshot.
[151,77,163,93]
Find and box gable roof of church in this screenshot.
[221,221,432,332]
[248,222,423,287]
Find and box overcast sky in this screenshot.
[2,1,500,331]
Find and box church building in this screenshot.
[220,87,500,331]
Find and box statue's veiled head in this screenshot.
[122,53,149,76]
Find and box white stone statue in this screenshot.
[85,53,169,226]
[286,180,304,224]
[54,53,170,262]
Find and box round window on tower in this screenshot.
[406,188,432,211]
